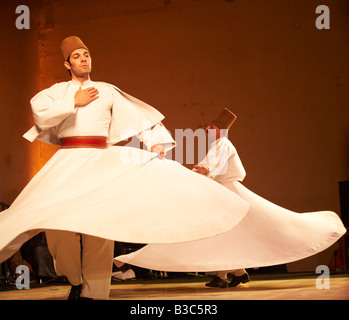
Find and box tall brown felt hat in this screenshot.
[61,36,89,61]
[210,108,237,131]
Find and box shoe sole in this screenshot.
[229,279,250,287]
[205,284,229,288]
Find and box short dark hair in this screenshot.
[66,56,72,76]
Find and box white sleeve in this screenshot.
[138,123,176,152]
[30,84,75,130]
[207,142,231,179]
[198,139,231,179]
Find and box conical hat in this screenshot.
[61,36,89,61]
[210,108,237,130]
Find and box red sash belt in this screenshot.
[61,136,107,149]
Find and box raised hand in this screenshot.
[192,164,210,175]
[151,144,165,158]
[74,87,99,108]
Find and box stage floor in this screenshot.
[0,273,348,300]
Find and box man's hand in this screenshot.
[151,144,165,158]
[74,87,99,108]
[192,164,210,175]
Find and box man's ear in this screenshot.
[64,61,71,71]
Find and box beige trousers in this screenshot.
[46,230,114,300]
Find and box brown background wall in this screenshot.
[0,0,348,271]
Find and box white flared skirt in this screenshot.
[115,181,346,271]
[0,146,250,263]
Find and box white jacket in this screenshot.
[23,80,175,151]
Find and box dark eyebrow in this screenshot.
[72,50,89,58]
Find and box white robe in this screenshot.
[0,80,250,263]
[115,137,346,271]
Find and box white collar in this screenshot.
[71,78,94,87]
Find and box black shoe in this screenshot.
[67,284,82,300]
[229,273,250,287]
[205,276,229,288]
